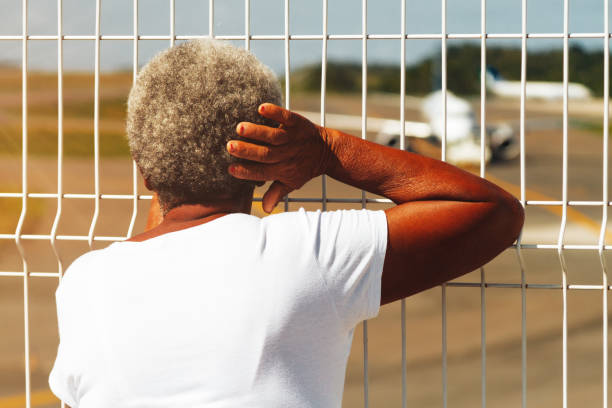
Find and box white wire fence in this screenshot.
[0,0,610,407]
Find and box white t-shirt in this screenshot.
[49,208,388,408]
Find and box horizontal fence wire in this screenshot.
[3,193,612,208]
[3,268,612,291]
[2,33,612,41]
[2,234,610,250]
[4,193,612,207]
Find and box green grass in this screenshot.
[0,68,133,158]
[4,97,128,120]
[0,126,130,157]
[569,118,612,137]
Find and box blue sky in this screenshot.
[0,0,609,73]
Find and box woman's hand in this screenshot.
[227,103,331,213]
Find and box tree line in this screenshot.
[288,44,607,96]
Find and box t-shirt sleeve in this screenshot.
[312,209,388,328]
[262,208,388,329]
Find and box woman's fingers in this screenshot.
[228,105,322,192]
[257,103,308,128]
[227,140,292,164]
[236,122,289,145]
[228,162,284,182]
[262,181,293,213]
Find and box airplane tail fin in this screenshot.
[484,66,500,90]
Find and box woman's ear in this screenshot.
[136,164,154,191]
[143,177,153,191]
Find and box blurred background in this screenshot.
[1,0,612,406]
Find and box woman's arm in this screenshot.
[227,103,524,304]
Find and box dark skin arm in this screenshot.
[224,103,524,305]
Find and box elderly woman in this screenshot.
[49,39,523,407]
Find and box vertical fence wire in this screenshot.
[400,0,407,406]
[440,0,448,406]
[519,4,527,207]
[170,0,175,46]
[361,0,367,167]
[360,0,367,212]
[599,0,610,405]
[362,320,370,408]
[284,0,290,111]
[87,0,101,249]
[16,1,31,406]
[479,1,487,406]
[209,0,214,38]
[126,0,139,239]
[50,0,64,276]
[401,298,406,407]
[479,1,488,407]
[440,0,448,164]
[358,4,370,408]
[283,0,290,212]
[480,261,487,403]
[54,2,65,405]
[518,0,529,407]
[361,1,370,406]
[558,0,570,407]
[244,0,250,50]
[479,0,487,179]
[320,0,328,213]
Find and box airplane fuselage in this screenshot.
[489,80,591,100]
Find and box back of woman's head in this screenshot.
[127,39,282,213]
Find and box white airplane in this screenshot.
[297,90,519,167]
[486,67,592,100]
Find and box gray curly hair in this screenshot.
[126,39,282,213]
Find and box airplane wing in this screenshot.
[295,107,518,165]
[295,111,432,138]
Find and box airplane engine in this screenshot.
[375,122,405,148]
[487,123,520,161]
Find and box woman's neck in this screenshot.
[127,196,253,242]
